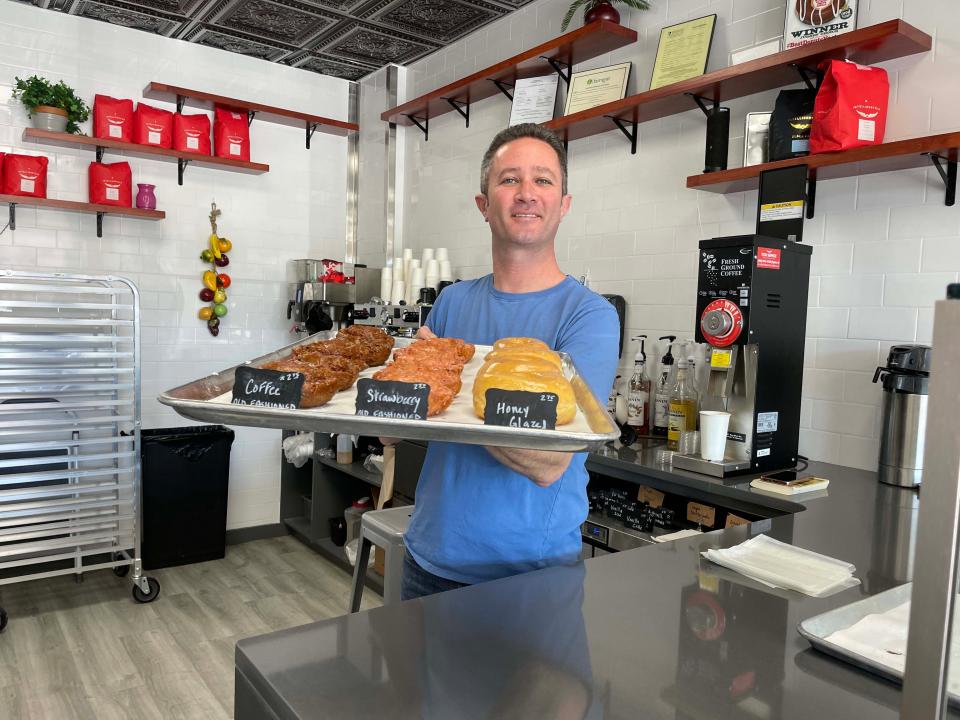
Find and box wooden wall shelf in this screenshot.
[381,20,637,136]
[687,132,960,212]
[0,194,165,238]
[143,82,358,149]
[23,128,269,185]
[544,19,930,150]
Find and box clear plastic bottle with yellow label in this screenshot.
[667,349,699,451]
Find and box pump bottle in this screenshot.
[627,335,651,435]
[653,335,676,436]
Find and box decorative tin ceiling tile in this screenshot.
[209,0,337,45]
[317,22,436,65]
[73,0,186,34]
[185,26,291,60]
[124,0,209,15]
[361,0,506,44]
[294,54,375,80]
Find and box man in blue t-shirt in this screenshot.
[400,123,620,599]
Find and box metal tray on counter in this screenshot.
[158,334,619,451]
[798,583,960,707]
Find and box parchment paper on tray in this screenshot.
[158,336,619,452]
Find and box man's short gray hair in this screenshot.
[479,123,568,196]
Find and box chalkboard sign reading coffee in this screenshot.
[232,366,304,409]
[355,378,430,420]
[484,390,558,430]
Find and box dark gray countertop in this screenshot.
[236,445,938,720]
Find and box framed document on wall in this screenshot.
[649,14,717,90]
[563,62,631,116]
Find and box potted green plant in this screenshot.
[12,75,90,134]
[561,0,651,31]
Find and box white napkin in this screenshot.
[702,534,860,597]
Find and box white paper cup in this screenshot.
[402,248,413,261]
[425,258,439,277]
[439,259,452,280]
[408,268,425,305]
[392,257,404,283]
[379,268,392,303]
[699,411,731,462]
[391,280,405,307]
[435,247,448,262]
[422,248,434,264]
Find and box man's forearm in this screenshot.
[485,446,572,487]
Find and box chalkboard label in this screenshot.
[355,378,430,420]
[232,366,304,409]
[483,389,558,430]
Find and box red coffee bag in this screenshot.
[213,107,251,161]
[134,103,174,148]
[810,60,889,154]
[2,154,48,198]
[0,152,5,189]
[88,161,132,207]
[173,113,211,155]
[94,95,134,142]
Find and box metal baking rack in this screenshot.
[0,270,159,633]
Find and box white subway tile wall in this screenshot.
[1,3,352,529]
[399,0,960,471]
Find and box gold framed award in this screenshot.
[649,14,717,90]
[562,62,632,116]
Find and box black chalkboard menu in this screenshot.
[355,378,430,420]
[483,389,558,430]
[232,366,304,409]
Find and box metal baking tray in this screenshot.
[798,583,960,706]
[158,334,619,451]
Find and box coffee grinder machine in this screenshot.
[672,235,812,477]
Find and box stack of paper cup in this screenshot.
[393,256,405,283]
[408,267,425,305]
[380,267,392,303]
[422,248,434,265]
[439,259,453,282]
[435,247,449,262]
[425,258,440,290]
[391,280,405,308]
[402,249,413,285]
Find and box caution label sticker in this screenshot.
[759,200,803,223]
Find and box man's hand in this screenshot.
[416,325,436,340]
[485,446,572,488]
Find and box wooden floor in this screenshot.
[0,535,382,719]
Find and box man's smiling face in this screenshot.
[476,137,572,251]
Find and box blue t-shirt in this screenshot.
[404,274,620,584]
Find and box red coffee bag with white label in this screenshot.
[213,107,251,161]
[94,95,134,142]
[134,103,174,148]
[88,161,132,207]
[0,152,5,189]
[173,113,211,155]
[810,60,889,154]
[2,154,48,198]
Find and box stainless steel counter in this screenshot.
[235,449,941,720]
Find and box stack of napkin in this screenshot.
[702,534,860,597]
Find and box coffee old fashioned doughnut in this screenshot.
[795,0,843,26]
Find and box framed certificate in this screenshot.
[562,62,631,116]
[509,75,559,126]
[649,14,717,90]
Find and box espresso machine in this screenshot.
[287,259,381,336]
[672,235,812,477]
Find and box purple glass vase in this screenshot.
[136,183,157,210]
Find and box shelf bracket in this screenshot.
[926,153,957,206]
[791,64,820,92]
[7,203,15,232]
[489,79,514,101]
[609,116,638,155]
[541,56,571,85]
[443,98,470,128]
[95,146,104,163]
[176,95,186,113]
[806,176,817,219]
[306,122,319,149]
[178,158,190,186]
[247,110,257,126]
[96,212,104,238]
[405,114,429,142]
[687,94,719,117]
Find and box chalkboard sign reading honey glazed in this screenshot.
[484,390,558,430]
[232,366,304,409]
[355,378,430,420]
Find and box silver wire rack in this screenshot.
[0,270,159,632]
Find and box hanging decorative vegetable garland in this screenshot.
[197,201,232,337]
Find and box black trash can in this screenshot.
[141,425,235,570]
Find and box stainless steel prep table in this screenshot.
[235,454,949,720]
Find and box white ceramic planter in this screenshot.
[31,106,68,133]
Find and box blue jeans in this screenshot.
[401,552,468,600]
